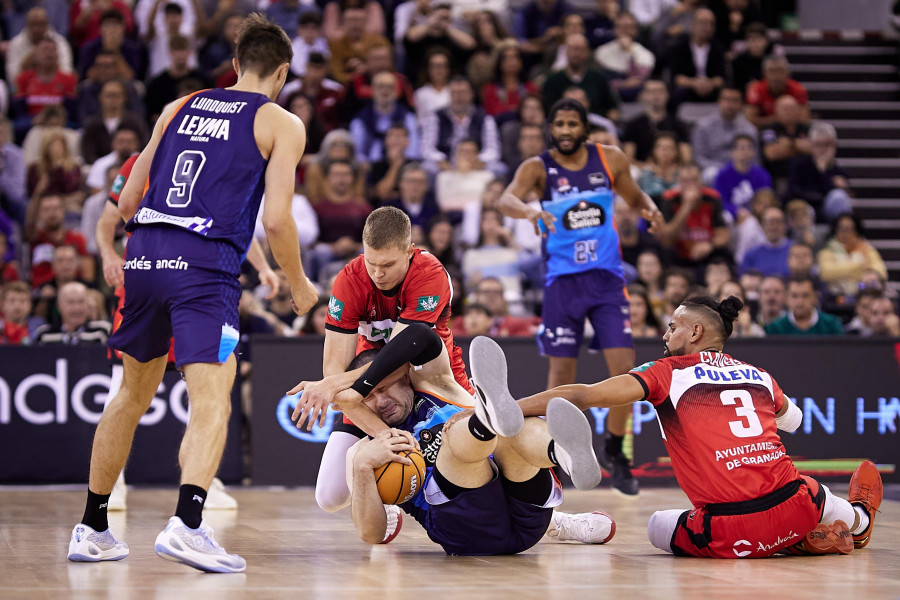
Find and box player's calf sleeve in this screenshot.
[647,510,684,553]
[350,323,443,397]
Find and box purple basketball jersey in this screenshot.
[126,88,271,256]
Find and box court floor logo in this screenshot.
[276,392,336,442]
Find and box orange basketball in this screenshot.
[374,450,427,505]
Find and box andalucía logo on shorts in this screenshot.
[328,296,344,320]
[417,295,440,312]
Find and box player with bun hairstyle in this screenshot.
[476,295,883,558]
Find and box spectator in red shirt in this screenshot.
[278,52,344,132]
[658,163,731,271]
[745,55,809,127]
[13,37,77,136]
[69,0,136,51]
[25,194,94,288]
[481,40,537,118]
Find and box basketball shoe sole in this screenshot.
[546,397,603,490]
[469,336,524,437]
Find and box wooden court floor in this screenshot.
[0,486,897,600]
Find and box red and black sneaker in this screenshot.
[849,460,883,549]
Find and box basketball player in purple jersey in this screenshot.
[67,15,318,573]
[499,98,665,495]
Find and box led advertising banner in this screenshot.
[251,337,899,486]
[0,346,242,484]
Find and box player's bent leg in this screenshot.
[435,410,497,489]
[69,354,168,563]
[647,509,686,554]
[89,353,169,494]
[155,355,245,573]
[106,364,127,511]
[179,355,237,490]
[315,431,362,512]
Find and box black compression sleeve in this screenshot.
[349,323,444,397]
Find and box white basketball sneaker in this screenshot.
[108,473,127,511]
[204,478,238,510]
[154,516,246,573]
[546,511,616,544]
[380,504,403,544]
[67,524,129,562]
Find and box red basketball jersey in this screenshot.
[326,249,473,394]
[630,351,800,507]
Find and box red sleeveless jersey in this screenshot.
[630,351,801,507]
[326,249,473,394]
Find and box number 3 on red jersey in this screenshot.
[720,390,763,438]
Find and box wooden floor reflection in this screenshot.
[1,486,897,600]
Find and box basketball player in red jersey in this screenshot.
[292,206,472,515]
[491,295,883,558]
[94,155,279,511]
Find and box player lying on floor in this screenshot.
[289,325,614,553]
[477,296,883,558]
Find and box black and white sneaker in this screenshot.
[597,438,639,496]
[546,398,603,491]
[469,336,524,437]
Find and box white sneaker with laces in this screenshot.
[67,524,129,561]
[204,478,238,510]
[154,516,246,573]
[469,337,524,438]
[380,504,403,544]
[108,473,127,511]
[546,511,616,544]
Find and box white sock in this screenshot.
[852,505,870,535]
[550,441,573,476]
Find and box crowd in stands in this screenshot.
[0,0,898,348]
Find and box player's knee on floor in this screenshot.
[315,479,351,513]
[648,510,685,553]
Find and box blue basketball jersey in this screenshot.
[539,144,624,285]
[127,88,271,256]
[396,391,465,513]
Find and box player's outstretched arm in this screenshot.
[350,431,416,544]
[499,157,556,235]
[603,144,665,235]
[259,104,318,316]
[294,324,451,432]
[518,374,646,417]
